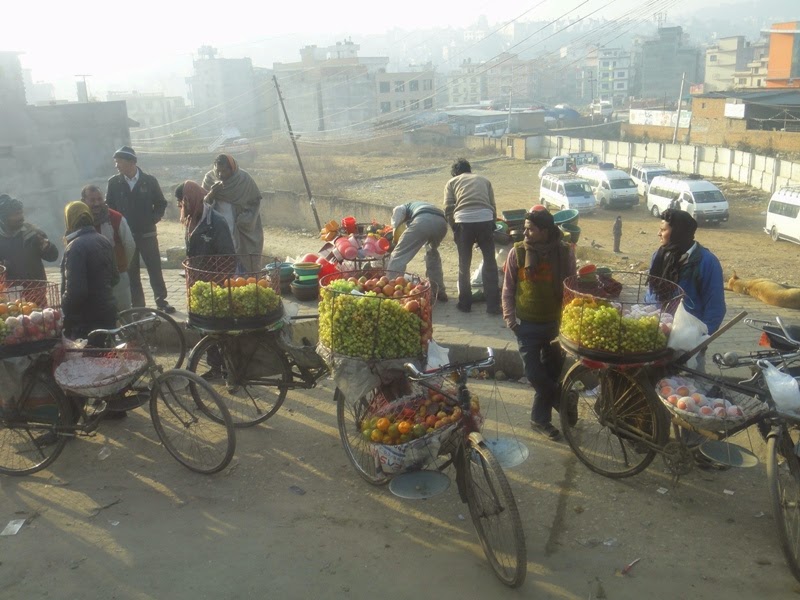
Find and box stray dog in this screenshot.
[726,272,800,310]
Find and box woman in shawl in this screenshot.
[176,181,235,258]
[0,194,59,280]
[201,155,263,272]
[648,208,726,335]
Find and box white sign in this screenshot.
[724,102,746,119]
[629,109,692,129]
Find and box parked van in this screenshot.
[647,174,730,225]
[539,173,597,213]
[538,152,600,178]
[576,165,639,209]
[765,186,800,244]
[630,163,671,198]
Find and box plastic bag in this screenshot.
[760,360,800,415]
[425,340,450,370]
[667,301,708,353]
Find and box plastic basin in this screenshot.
[553,209,579,226]
[560,223,581,244]
[293,262,322,277]
[291,280,319,301]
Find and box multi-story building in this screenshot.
[765,21,800,89]
[445,59,486,106]
[187,46,267,138]
[580,47,632,107]
[375,69,436,118]
[638,26,702,100]
[704,36,757,92]
[106,91,189,140]
[0,52,26,109]
[22,70,55,105]
[484,53,535,106]
[733,40,770,89]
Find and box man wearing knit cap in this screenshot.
[106,146,174,313]
[0,194,59,280]
[502,206,576,440]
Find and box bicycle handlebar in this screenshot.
[404,348,495,380]
[88,314,160,339]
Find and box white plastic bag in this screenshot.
[761,360,800,415]
[667,301,708,352]
[425,339,450,370]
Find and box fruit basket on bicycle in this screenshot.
[318,269,432,362]
[654,373,769,433]
[53,346,149,397]
[184,254,283,332]
[0,279,63,358]
[559,271,684,363]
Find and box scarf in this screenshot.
[649,209,698,285]
[180,180,207,235]
[201,155,262,210]
[64,201,94,235]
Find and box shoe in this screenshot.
[201,368,223,381]
[34,431,60,448]
[531,421,561,440]
[456,304,471,313]
[694,452,730,471]
[566,391,579,427]
[486,306,502,315]
[157,302,176,314]
[436,291,449,302]
[103,411,128,421]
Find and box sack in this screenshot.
[760,360,800,415]
[667,301,708,353]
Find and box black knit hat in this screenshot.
[525,208,555,230]
[113,146,137,161]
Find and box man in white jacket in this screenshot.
[82,185,136,311]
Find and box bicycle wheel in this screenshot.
[150,369,235,474]
[187,334,290,427]
[463,434,527,588]
[767,425,800,582]
[559,363,669,478]
[335,387,389,486]
[0,376,72,476]
[118,307,186,370]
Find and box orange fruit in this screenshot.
[397,421,411,435]
[376,417,390,432]
[222,278,231,288]
[257,279,269,288]
[246,277,257,285]
[234,277,247,287]
[370,429,383,443]
[0,304,7,315]
[21,305,32,315]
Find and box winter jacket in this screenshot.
[186,207,236,258]
[106,168,167,237]
[0,224,59,280]
[60,227,118,339]
[443,173,496,225]
[648,242,726,334]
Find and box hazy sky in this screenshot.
[9,0,687,82]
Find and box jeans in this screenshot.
[453,221,499,310]
[386,214,447,293]
[515,320,564,424]
[129,234,168,308]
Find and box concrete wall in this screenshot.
[528,134,800,193]
[264,190,392,231]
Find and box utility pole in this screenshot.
[273,75,322,231]
[588,73,596,102]
[672,71,686,144]
[507,68,513,135]
[75,74,91,102]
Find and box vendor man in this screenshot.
[0,194,58,280]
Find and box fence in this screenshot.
[525,135,800,194]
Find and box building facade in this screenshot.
[765,22,800,88]
[483,53,535,106]
[581,47,632,107]
[733,40,770,89]
[375,70,436,117]
[638,27,702,101]
[704,36,755,92]
[107,91,189,140]
[445,59,486,106]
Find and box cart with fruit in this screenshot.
[0,279,64,357]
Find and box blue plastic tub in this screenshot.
[553,209,579,226]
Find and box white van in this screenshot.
[630,163,671,198]
[538,152,600,178]
[647,174,730,225]
[576,165,639,209]
[765,186,800,244]
[539,173,597,213]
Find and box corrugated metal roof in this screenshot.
[696,89,800,106]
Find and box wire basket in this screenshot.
[0,279,63,352]
[54,347,149,398]
[559,271,684,363]
[183,254,283,332]
[318,269,432,361]
[655,374,769,432]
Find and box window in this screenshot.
[379,81,390,93]
[710,55,717,62]
[409,80,419,92]
[693,190,726,203]
[617,71,625,78]
[564,182,592,196]
[411,99,419,110]
[380,102,391,113]
[757,79,762,86]
[394,81,405,92]
[601,61,609,67]
[601,72,609,79]
[423,79,433,90]
[739,78,747,84]
[424,98,433,109]
[769,200,800,218]
[610,178,637,189]
[616,82,625,89]
[601,83,610,90]
[396,100,406,110]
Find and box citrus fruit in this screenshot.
[397,421,411,435]
[370,429,383,443]
[376,417,390,432]
[246,277,257,285]
[234,277,247,287]
[387,423,400,438]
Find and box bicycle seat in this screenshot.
[762,323,800,352]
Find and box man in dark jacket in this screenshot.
[0,194,59,280]
[105,146,174,313]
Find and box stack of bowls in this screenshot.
[266,262,295,295]
[554,209,581,244]
[291,262,321,301]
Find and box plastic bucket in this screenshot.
[560,223,581,244]
[341,216,357,234]
[293,262,322,277]
[553,209,579,226]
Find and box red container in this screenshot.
[341,216,357,234]
[376,237,391,253]
[316,257,340,280]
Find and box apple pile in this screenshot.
[319,274,433,360]
[360,389,481,446]
[656,376,744,418]
[1,305,63,346]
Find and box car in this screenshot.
[576,164,639,209]
[765,186,800,244]
[630,163,671,199]
[647,174,730,225]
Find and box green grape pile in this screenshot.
[319,287,425,359]
[561,297,666,355]
[189,281,281,318]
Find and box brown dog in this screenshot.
[726,272,800,310]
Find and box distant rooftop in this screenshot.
[695,89,800,107]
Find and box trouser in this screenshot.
[129,234,168,308]
[515,320,564,424]
[386,214,447,294]
[613,235,621,253]
[453,221,499,310]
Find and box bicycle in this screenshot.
[186,315,328,427]
[335,349,527,588]
[118,307,187,370]
[0,315,236,476]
